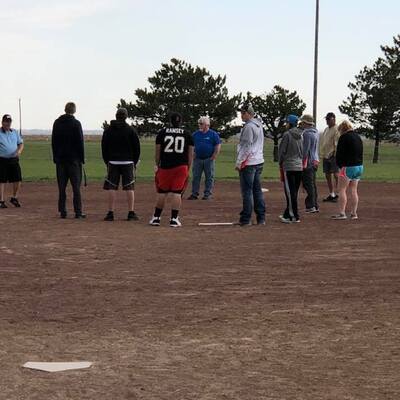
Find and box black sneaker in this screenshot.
[75,213,86,219]
[127,211,139,221]
[60,212,67,219]
[10,197,21,207]
[323,195,336,202]
[257,220,266,225]
[0,201,7,209]
[202,195,211,200]
[187,195,198,200]
[104,211,114,221]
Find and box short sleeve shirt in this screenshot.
[192,129,221,159]
[156,127,194,169]
[0,129,23,158]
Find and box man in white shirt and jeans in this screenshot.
[235,103,266,226]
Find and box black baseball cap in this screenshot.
[2,114,12,122]
[325,112,336,119]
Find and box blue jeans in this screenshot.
[191,157,215,197]
[239,163,266,223]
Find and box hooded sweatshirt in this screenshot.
[278,127,303,171]
[236,117,264,168]
[51,114,84,164]
[101,120,140,165]
[302,127,319,168]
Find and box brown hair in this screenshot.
[65,102,76,114]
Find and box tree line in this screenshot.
[109,35,400,163]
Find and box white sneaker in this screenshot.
[149,216,161,226]
[169,217,182,227]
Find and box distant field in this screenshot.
[19,138,400,182]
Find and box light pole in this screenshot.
[313,0,319,125]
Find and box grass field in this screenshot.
[20,138,400,182]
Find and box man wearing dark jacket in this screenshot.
[52,102,85,219]
[102,108,140,221]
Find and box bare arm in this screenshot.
[188,145,194,169]
[211,144,221,160]
[16,143,24,157]
[155,144,161,166]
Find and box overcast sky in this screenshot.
[1,0,399,130]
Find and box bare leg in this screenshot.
[325,173,333,194]
[126,190,134,211]
[155,193,168,210]
[337,177,349,215]
[108,190,117,211]
[12,181,21,198]
[334,173,339,193]
[0,183,5,202]
[171,193,182,211]
[348,180,359,216]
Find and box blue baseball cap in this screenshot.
[286,114,299,125]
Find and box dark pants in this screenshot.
[56,161,83,215]
[302,166,318,210]
[239,164,266,224]
[283,170,302,220]
[191,157,215,197]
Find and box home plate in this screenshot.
[22,362,92,372]
[262,188,269,192]
[198,222,234,226]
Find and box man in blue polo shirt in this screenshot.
[0,114,24,208]
[188,116,221,200]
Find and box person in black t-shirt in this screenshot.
[149,112,194,227]
[332,120,364,220]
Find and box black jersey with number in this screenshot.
[156,127,194,169]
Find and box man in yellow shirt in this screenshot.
[319,112,340,202]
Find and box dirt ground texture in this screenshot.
[0,181,399,400]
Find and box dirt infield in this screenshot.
[1,181,399,400]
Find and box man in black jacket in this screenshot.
[102,108,140,221]
[51,102,85,219]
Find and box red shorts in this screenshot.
[155,165,189,194]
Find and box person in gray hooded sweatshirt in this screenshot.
[300,114,320,213]
[235,102,265,226]
[278,114,303,223]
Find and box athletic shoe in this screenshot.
[187,195,198,200]
[257,220,266,225]
[149,216,161,226]
[127,211,139,221]
[75,213,86,219]
[350,213,358,220]
[279,216,300,224]
[0,201,8,209]
[323,195,337,203]
[170,217,182,227]
[202,195,211,200]
[10,197,21,207]
[331,213,347,220]
[60,212,67,219]
[104,211,114,221]
[305,207,318,213]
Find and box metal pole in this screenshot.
[313,0,319,125]
[18,98,22,136]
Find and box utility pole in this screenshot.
[313,0,319,125]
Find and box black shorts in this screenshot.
[323,156,339,174]
[0,157,22,183]
[103,163,135,191]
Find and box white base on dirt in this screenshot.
[198,222,234,226]
[262,188,269,193]
[23,362,92,372]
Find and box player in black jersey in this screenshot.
[149,112,194,227]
